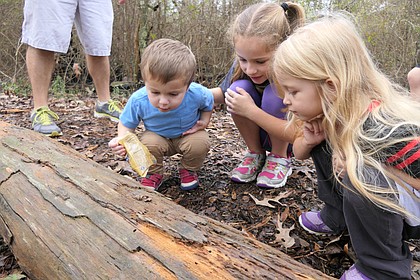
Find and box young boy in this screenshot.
[109,39,214,191]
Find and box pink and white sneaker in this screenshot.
[231,151,266,183]
[256,153,292,188]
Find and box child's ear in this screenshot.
[325,79,337,92]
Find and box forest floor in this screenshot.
[0,90,419,279]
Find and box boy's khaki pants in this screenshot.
[140,130,210,174]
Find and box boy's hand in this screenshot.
[108,137,127,156]
[182,120,207,136]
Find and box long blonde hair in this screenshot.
[228,2,305,82]
[272,13,420,217]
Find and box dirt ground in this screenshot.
[0,91,419,279]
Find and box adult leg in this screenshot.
[86,55,111,102]
[23,0,76,108]
[76,0,121,121]
[26,47,55,109]
[26,46,63,136]
[22,0,76,135]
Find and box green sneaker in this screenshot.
[94,99,122,122]
[30,106,62,137]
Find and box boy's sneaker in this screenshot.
[231,152,266,183]
[179,168,199,190]
[340,264,371,280]
[30,106,62,137]
[298,211,335,236]
[140,173,163,191]
[94,99,122,122]
[256,153,292,188]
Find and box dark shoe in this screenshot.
[140,173,163,191]
[298,211,335,236]
[340,264,371,280]
[30,106,62,137]
[179,168,199,190]
[94,99,122,122]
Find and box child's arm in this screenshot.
[182,111,212,136]
[108,122,136,156]
[211,63,235,105]
[293,119,325,160]
[211,87,225,104]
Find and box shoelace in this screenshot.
[180,169,196,181]
[108,100,123,113]
[34,108,59,125]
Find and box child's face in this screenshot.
[145,77,189,112]
[234,36,273,85]
[278,73,323,121]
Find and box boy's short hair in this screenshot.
[140,38,196,85]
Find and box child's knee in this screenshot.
[229,79,261,105]
[229,79,254,92]
[144,143,164,156]
[140,133,168,156]
[180,133,210,156]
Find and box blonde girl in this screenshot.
[272,14,420,279]
[214,2,305,188]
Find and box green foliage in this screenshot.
[329,0,419,86]
[1,80,31,97]
[50,75,66,96]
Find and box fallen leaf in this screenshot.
[272,213,296,248]
[249,190,294,208]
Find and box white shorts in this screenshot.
[21,0,113,56]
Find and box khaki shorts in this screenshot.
[21,0,113,56]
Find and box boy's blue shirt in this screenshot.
[120,82,214,139]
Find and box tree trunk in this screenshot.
[0,121,334,280]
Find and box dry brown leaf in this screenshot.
[293,165,317,183]
[272,213,295,248]
[231,189,237,200]
[280,206,290,222]
[73,63,82,78]
[249,190,294,208]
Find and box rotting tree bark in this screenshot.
[0,121,335,280]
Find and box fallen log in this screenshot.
[0,121,335,280]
